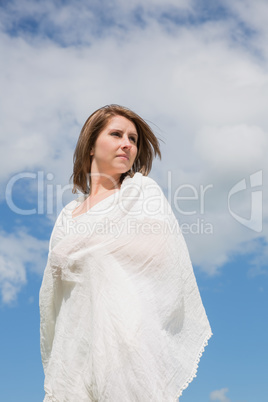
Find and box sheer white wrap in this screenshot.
[40,172,212,401]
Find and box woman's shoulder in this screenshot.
[124,172,160,188]
[121,172,163,199]
[51,194,87,227]
[61,194,87,216]
[140,173,164,194]
[48,194,87,252]
[122,173,167,211]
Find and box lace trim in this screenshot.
[43,389,59,402]
[44,332,213,402]
[174,330,213,401]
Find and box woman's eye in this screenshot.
[130,136,137,143]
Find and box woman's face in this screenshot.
[90,115,138,179]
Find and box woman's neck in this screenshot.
[89,173,121,197]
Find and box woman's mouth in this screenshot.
[117,154,129,160]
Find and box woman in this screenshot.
[40,104,212,402]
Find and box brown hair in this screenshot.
[70,104,161,194]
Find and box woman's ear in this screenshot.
[90,148,94,156]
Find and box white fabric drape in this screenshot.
[40,172,212,402]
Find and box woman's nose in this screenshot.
[121,135,131,148]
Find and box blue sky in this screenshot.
[0,0,268,401]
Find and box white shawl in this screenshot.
[40,172,212,402]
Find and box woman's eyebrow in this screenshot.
[108,128,138,137]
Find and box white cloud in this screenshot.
[0,227,48,304]
[210,387,230,402]
[0,0,268,285]
[194,124,268,173]
[0,0,194,48]
[225,0,268,56]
